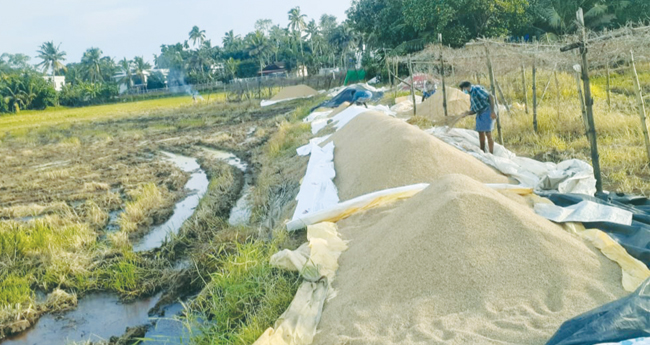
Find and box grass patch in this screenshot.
[185,239,300,345]
[267,121,311,158]
[118,183,166,233]
[0,274,31,306]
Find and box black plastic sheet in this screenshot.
[546,278,650,345]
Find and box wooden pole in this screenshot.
[554,69,561,119]
[578,8,603,195]
[496,80,513,117]
[574,69,588,133]
[532,57,538,132]
[631,50,650,163]
[521,64,529,114]
[408,55,417,116]
[606,61,612,108]
[485,44,503,145]
[386,53,392,89]
[394,58,398,100]
[439,34,448,117]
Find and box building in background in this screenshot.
[43,76,65,91]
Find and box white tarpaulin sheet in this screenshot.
[303,110,332,123]
[254,222,348,345]
[261,95,316,107]
[287,183,429,231]
[427,127,597,195]
[534,201,633,225]
[311,105,395,135]
[296,135,331,156]
[598,338,650,345]
[292,142,339,221]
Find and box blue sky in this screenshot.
[0,0,352,65]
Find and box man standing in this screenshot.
[459,81,497,154]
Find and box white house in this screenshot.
[113,68,169,94]
[43,76,65,91]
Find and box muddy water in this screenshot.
[3,293,161,345]
[200,147,253,226]
[3,150,249,344]
[134,152,209,252]
[140,302,195,344]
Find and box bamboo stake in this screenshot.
[577,8,603,194]
[574,68,588,134]
[522,64,529,114]
[532,57,538,132]
[554,69,561,119]
[439,34,448,117]
[631,50,650,163]
[606,61,612,108]
[485,44,504,145]
[386,53,392,89]
[408,55,417,116]
[496,80,513,117]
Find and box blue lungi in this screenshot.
[476,106,494,132]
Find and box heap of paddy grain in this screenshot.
[415,86,470,121]
[328,111,508,200]
[313,174,626,345]
[270,85,319,101]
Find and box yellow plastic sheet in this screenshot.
[255,222,347,345]
[580,228,650,292]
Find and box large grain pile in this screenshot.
[270,84,319,101]
[313,174,626,345]
[328,111,508,200]
[416,87,470,121]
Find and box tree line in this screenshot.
[348,0,650,51]
[1,1,649,113]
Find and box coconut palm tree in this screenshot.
[36,41,66,76]
[2,78,27,113]
[248,30,270,77]
[133,56,151,89]
[223,30,240,51]
[225,58,239,80]
[118,58,133,90]
[81,47,103,83]
[305,19,320,54]
[534,0,630,33]
[189,26,206,48]
[288,6,307,58]
[269,25,286,62]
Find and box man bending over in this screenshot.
[459,81,498,154]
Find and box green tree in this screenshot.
[2,77,27,113]
[81,48,104,83]
[36,41,67,76]
[531,0,630,34]
[189,26,206,47]
[255,19,273,34]
[118,58,133,90]
[288,6,307,59]
[247,30,270,76]
[133,56,151,88]
[225,58,240,80]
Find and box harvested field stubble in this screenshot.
[314,174,626,345]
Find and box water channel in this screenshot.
[3,149,252,344]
